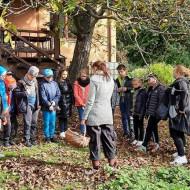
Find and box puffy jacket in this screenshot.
[146,84,165,117]
[133,87,147,118]
[57,80,73,118]
[39,78,61,111]
[14,80,40,113]
[74,80,90,107]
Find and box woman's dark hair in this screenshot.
[92,61,109,77]
[57,67,69,84]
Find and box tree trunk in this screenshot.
[69,30,94,84]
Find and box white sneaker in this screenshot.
[172,152,178,158]
[132,140,138,145]
[136,141,143,146]
[85,168,98,175]
[170,156,188,165]
[60,132,65,138]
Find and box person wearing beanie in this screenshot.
[14,66,40,147]
[39,68,61,143]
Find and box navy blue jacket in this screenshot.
[14,80,40,114]
[133,87,147,118]
[39,78,61,111]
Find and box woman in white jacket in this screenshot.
[81,61,116,174]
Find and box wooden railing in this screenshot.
[0,28,64,68]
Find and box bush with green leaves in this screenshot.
[132,62,174,86]
[98,166,190,190]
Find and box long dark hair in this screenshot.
[92,61,110,77]
[57,67,70,84]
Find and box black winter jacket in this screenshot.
[14,80,40,114]
[57,80,74,118]
[116,74,133,111]
[133,87,147,118]
[166,77,190,134]
[146,84,165,117]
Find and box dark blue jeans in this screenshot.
[119,100,133,135]
[77,106,85,133]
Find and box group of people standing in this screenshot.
[0,61,190,171]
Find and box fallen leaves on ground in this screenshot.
[0,107,189,189]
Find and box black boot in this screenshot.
[3,141,10,147]
[9,140,16,146]
[24,140,32,147]
[30,139,37,146]
[50,137,59,143]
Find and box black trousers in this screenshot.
[142,115,159,147]
[86,124,116,161]
[133,115,144,141]
[58,117,68,132]
[23,106,39,141]
[170,128,186,156]
[3,115,12,141]
[10,113,18,138]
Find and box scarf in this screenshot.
[77,77,90,87]
[23,74,37,86]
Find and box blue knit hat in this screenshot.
[0,66,7,77]
[43,69,53,77]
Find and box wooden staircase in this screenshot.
[0,29,66,79]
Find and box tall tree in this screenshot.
[1,0,190,83]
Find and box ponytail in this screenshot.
[92,61,109,77]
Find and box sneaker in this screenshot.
[24,140,32,147]
[60,132,65,138]
[152,143,159,151]
[85,168,98,175]
[135,145,147,152]
[3,141,10,147]
[170,156,188,165]
[136,141,143,146]
[50,137,59,143]
[132,140,138,145]
[172,152,178,158]
[9,140,16,146]
[30,140,37,146]
[0,154,5,158]
[46,137,51,143]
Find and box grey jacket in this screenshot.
[83,72,114,126]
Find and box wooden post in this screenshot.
[53,14,60,59]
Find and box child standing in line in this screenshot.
[39,69,61,143]
[57,68,74,138]
[131,78,146,146]
[136,74,165,152]
[74,69,90,133]
[116,64,133,139]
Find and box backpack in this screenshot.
[4,76,17,106]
